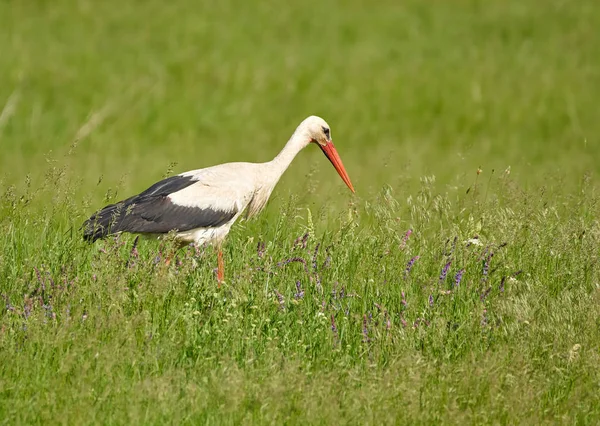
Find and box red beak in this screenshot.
[318,140,355,193]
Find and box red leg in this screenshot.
[217,249,225,285]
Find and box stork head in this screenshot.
[298,116,355,193]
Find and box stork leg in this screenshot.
[217,249,225,285]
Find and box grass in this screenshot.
[1,0,600,423]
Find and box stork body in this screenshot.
[83,116,354,282]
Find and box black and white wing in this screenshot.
[82,167,254,242]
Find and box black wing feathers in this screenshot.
[83,175,237,242]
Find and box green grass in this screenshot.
[1,0,600,423]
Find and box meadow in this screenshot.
[1,0,600,423]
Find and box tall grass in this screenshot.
[1,163,599,423]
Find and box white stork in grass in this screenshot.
[83,115,355,283]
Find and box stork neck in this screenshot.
[269,133,309,179]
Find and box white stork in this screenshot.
[83,115,354,282]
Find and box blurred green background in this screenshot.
[1,0,598,204]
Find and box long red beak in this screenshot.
[318,140,355,193]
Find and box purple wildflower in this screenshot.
[277,257,309,274]
[454,268,465,287]
[23,298,32,319]
[42,303,53,319]
[404,256,420,279]
[362,314,370,343]
[400,313,407,328]
[293,233,309,250]
[34,267,43,288]
[274,289,285,311]
[312,243,320,272]
[330,314,338,336]
[429,294,434,307]
[3,294,15,313]
[450,236,458,256]
[257,241,266,258]
[315,273,322,292]
[322,245,332,269]
[444,236,458,256]
[294,281,304,300]
[131,237,139,256]
[482,252,494,281]
[400,229,412,250]
[439,261,452,283]
[47,273,55,289]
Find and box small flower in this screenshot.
[312,243,320,272]
[429,294,434,307]
[323,254,331,269]
[482,252,494,281]
[400,229,412,250]
[401,291,407,307]
[466,237,483,247]
[277,257,309,274]
[362,314,370,343]
[439,261,452,283]
[274,289,285,311]
[293,233,309,250]
[400,313,407,328]
[330,314,338,337]
[294,281,304,300]
[315,273,322,292]
[499,276,506,292]
[257,241,266,258]
[404,256,420,279]
[454,269,465,287]
[449,236,458,256]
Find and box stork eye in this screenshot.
[322,127,330,139]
